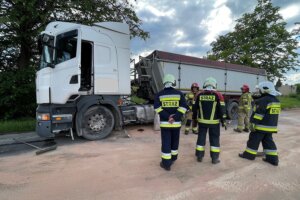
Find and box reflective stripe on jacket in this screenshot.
[192,90,226,127]
[250,94,280,133]
[238,92,253,111]
[154,87,188,128]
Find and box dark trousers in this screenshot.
[195,125,220,160]
[242,131,278,163]
[161,128,180,167]
[185,119,192,126]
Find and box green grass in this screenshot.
[278,94,300,109]
[0,118,35,134]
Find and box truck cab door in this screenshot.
[50,29,82,104]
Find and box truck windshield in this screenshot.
[40,45,54,69]
[38,30,78,69]
[39,34,55,70]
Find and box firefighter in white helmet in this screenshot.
[193,77,226,164]
[239,81,281,166]
[154,74,188,171]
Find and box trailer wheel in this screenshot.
[81,105,115,140]
[227,102,239,120]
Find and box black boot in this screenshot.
[262,158,278,166]
[197,157,203,162]
[239,153,255,160]
[171,158,177,165]
[160,162,171,171]
[234,129,242,133]
[212,158,220,164]
[243,128,249,132]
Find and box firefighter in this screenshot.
[239,81,281,166]
[154,74,188,171]
[252,85,262,100]
[193,77,226,164]
[184,83,200,135]
[234,84,253,133]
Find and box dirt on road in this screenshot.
[0,109,300,200]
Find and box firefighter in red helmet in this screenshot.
[184,83,200,135]
[234,84,253,133]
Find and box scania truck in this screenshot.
[36,21,266,140]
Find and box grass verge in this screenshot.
[0,118,35,134]
[278,94,300,109]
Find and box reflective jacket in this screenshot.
[238,92,253,112]
[250,94,280,133]
[192,90,226,127]
[154,87,188,128]
[185,92,198,110]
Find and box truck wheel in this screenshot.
[81,105,115,140]
[227,102,239,120]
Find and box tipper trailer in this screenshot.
[36,21,266,140]
[134,50,267,119]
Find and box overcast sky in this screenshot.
[130,0,300,84]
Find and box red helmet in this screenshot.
[241,84,249,93]
[191,83,199,90]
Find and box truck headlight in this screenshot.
[37,113,50,121]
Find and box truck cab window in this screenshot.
[55,30,78,65]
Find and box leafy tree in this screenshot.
[208,0,299,80]
[0,0,149,119]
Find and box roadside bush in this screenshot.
[288,93,300,100]
[289,94,297,98]
[0,67,36,120]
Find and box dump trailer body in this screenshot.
[135,50,267,119]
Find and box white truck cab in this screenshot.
[36,21,133,140]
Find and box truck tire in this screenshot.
[81,105,115,140]
[227,101,239,120]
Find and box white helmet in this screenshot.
[163,74,176,86]
[258,81,281,96]
[203,77,217,89]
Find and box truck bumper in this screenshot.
[36,104,75,138]
[36,120,54,138]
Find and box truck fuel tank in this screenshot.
[121,104,154,125]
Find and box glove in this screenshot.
[249,123,255,132]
